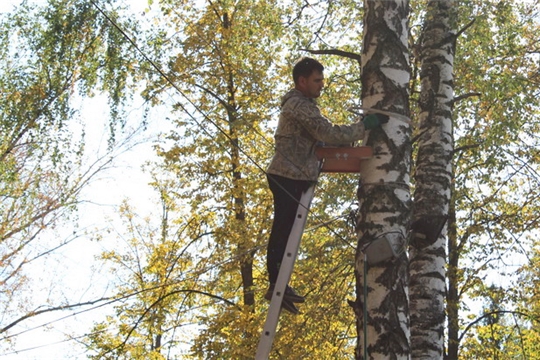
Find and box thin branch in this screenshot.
[96,288,239,358]
[453,142,483,154]
[0,296,116,334]
[452,92,482,105]
[459,310,539,343]
[300,48,362,66]
[456,18,476,39]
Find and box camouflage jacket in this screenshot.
[266,89,367,181]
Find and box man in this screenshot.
[265,57,389,314]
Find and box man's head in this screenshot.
[293,57,325,99]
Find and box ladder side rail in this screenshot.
[255,183,317,360]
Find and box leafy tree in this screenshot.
[87,0,373,358]
[445,0,540,357]
[460,285,540,359]
[88,0,287,358]
[85,177,224,359]
[0,0,141,348]
[510,244,540,359]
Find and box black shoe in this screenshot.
[284,285,305,303]
[265,284,305,303]
[280,299,299,315]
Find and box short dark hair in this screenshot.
[292,57,324,84]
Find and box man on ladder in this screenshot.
[263,57,389,315]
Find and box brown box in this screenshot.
[315,146,373,173]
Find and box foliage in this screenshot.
[85,193,210,359]
[460,283,540,359]
[89,0,540,358]
[447,0,540,355]
[0,0,141,347]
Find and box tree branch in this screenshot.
[0,296,116,334]
[453,142,483,154]
[452,92,482,104]
[97,288,239,358]
[456,18,476,39]
[300,48,362,66]
[459,310,539,343]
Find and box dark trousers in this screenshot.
[266,174,312,284]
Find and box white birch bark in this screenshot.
[409,1,455,359]
[354,1,411,359]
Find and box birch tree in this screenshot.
[0,0,139,346]
[406,1,540,358]
[409,1,455,358]
[353,0,411,358]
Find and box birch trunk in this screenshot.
[409,1,455,358]
[354,1,411,359]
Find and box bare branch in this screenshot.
[456,18,476,39]
[300,48,362,66]
[0,296,116,334]
[452,92,482,104]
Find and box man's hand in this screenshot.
[362,113,390,129]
